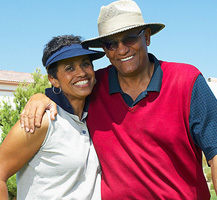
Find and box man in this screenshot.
[21,0,217,199]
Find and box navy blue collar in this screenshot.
[108,53,163,95]
[45,88,89,115]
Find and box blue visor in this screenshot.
[45,44,105,68]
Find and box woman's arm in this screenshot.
[0,113,49,199]
[20,93,57,133]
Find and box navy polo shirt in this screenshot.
[108,53,217,161]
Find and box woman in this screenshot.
[0,35,105,199]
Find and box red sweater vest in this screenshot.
[87,61,210,200]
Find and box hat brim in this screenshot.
[88,50,105,61]
[82,23,165,48]
[46,44,105,68]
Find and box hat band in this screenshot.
[98,13,145,36]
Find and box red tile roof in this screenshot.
[0,70,34,84]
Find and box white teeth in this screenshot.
[74,80,88,86]
[121,56,133,62]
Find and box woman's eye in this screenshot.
[82,61,91,67]
[66,65,74,71]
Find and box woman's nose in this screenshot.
[76,66,86,76]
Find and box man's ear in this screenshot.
[48,75,60,88]
[102,45,110,58]
[145,28,151,46]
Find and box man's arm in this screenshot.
[209,155,217,195]
[20,93,57,133]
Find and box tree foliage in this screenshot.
[0,68,50,199]
[0,68,50,142]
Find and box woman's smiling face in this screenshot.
[50,55,95,101]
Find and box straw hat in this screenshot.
[82,0,165,48]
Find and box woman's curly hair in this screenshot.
[42,35,83,78]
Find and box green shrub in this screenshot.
[0,69,50,198]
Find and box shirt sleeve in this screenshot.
[189,74,217,161]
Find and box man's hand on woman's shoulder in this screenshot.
[20,93,57,133]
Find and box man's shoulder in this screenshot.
[95,65,112,78]
[160,60,200,75]
[95,65,112,72]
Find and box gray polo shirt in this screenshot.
[17,106,101,199]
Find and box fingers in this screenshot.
[46,102,57,121]
[34,108,46,128]
[20,95,58,134]
[20,107,38,134]
[19,93,49,133]
[34,101,57,128]
[20,103,33,132]
[20,108,46,134]
[25,114,35,134]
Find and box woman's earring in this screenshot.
[52,87,61,95]
[94,78,97,85]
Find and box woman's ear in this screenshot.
[48,75,60,88]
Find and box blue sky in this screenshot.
[0,0,217,80]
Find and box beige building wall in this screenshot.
[0,82,19,106]
[207,78,217,98]
[0,70,34,106]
